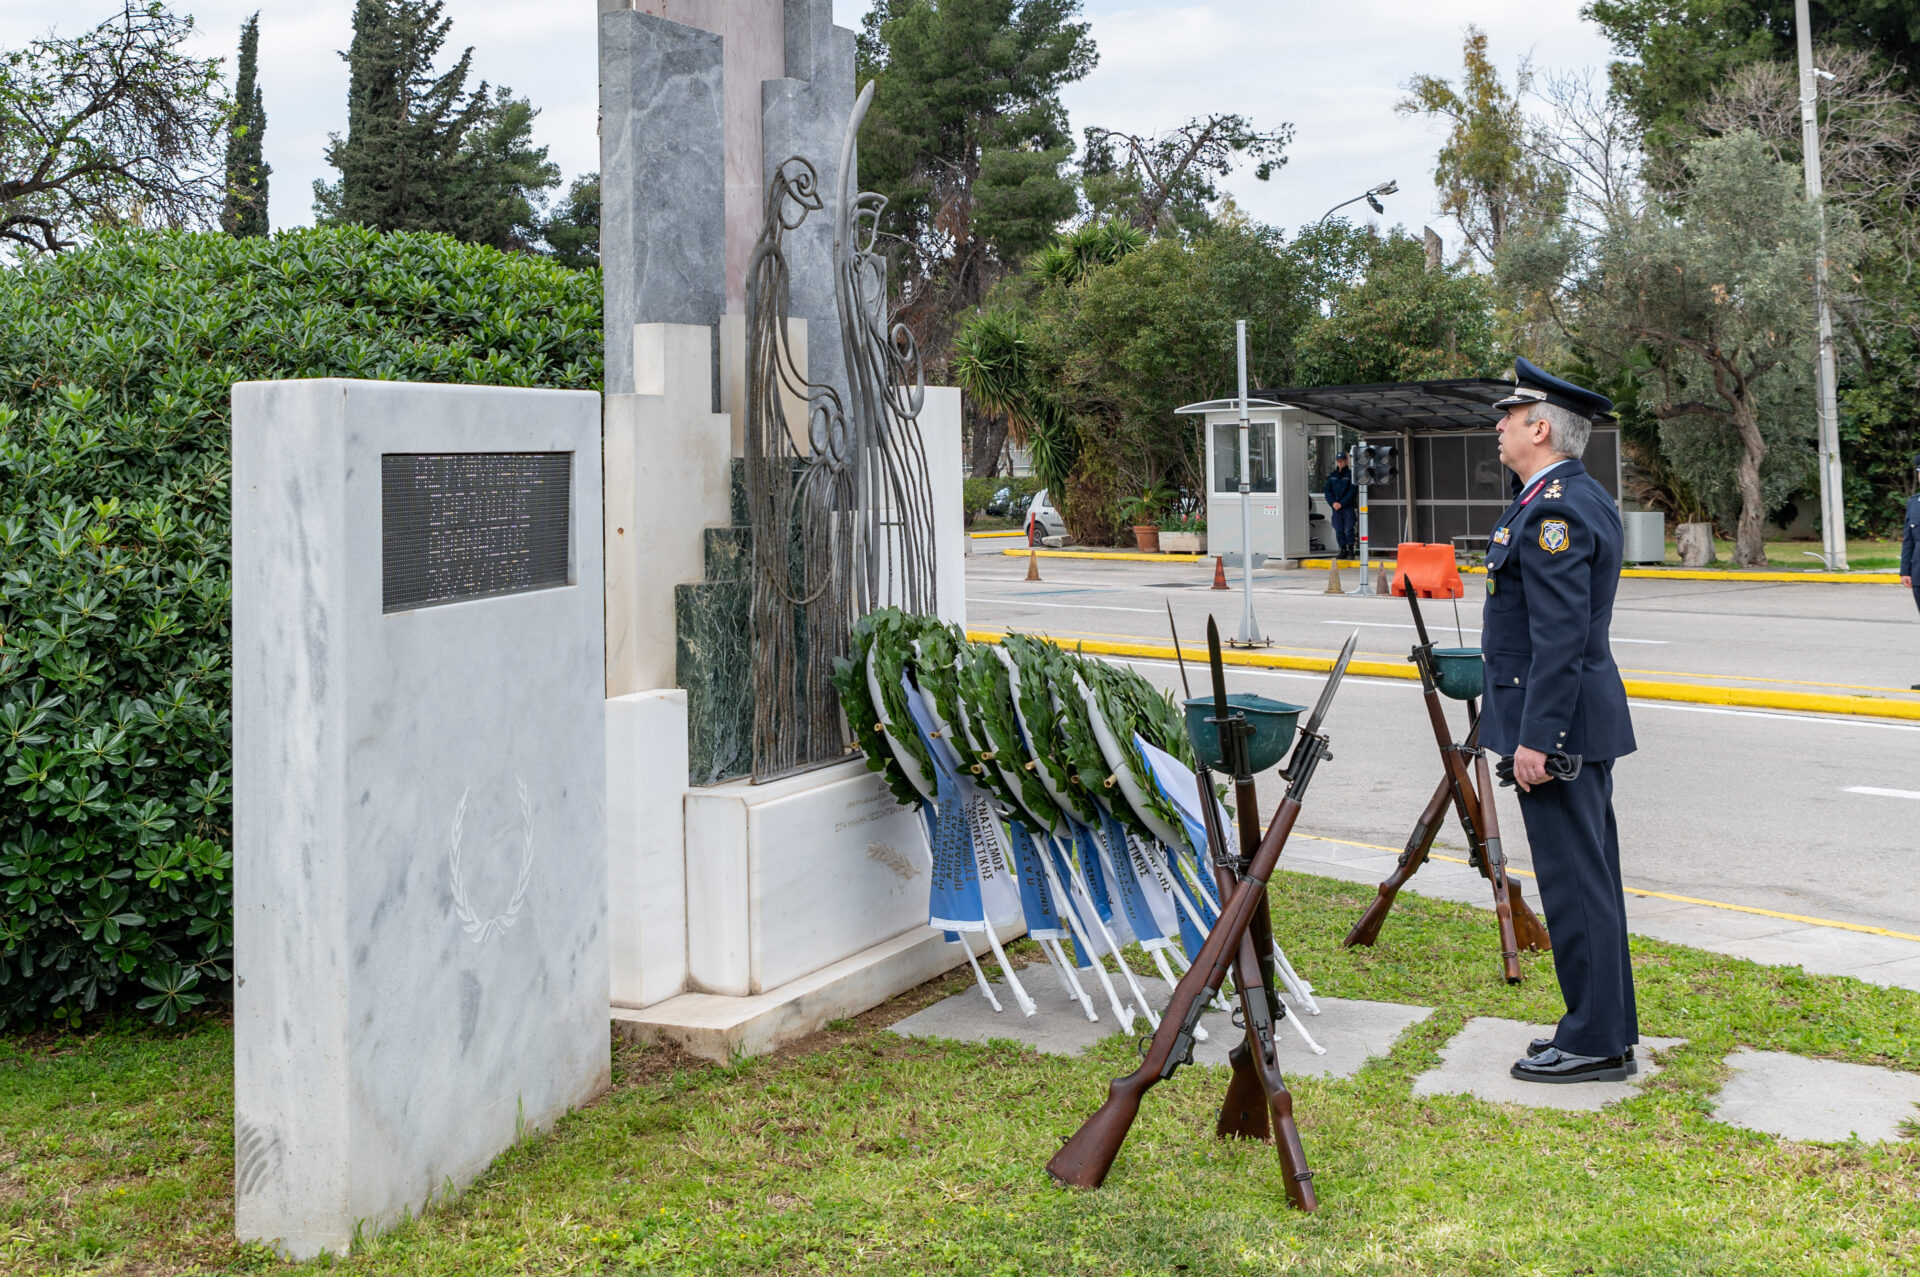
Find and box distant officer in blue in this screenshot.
[1904,453,1920,690]
[1325,451,1358,558]
[1482,357,1639,1084]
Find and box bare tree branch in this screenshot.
[0,2,228,252]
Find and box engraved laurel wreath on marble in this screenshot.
[446,779,536,942]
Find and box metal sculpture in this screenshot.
[743,81,936,781]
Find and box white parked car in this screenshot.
[1025,488,1067,545]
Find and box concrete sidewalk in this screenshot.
[1285,831,1920,993]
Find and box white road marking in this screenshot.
[1844,786,1920,801]
[966,596,1161,615]
[1323,619,1668,644]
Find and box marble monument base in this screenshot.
[608,734,1024,1060]
[613,922,1018,1063]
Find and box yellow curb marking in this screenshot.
[1291,833,1920,944]
[1298,558,1900,584]
[970,529,1027,539]
[965,629,1920,721]
[1000,547,1203,563]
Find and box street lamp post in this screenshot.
[1317,179,1398,226]
[1795,0,1849,570]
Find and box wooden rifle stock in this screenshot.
[1045,795,1306,1190]
[1343,770,1452,948]
[1348,591,1555,972]
[1509,879,1553,951]
[1205,781,1315,1209]
[1470,748,1523,983]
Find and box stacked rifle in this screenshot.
[1045,619,1358,1209]
[1342,569,1552,981]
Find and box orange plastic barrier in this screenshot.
[1391,542,1464,599]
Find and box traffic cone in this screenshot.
[1026,548,1042,581]
[1212,555,1229,590]
[1323,554,1345,594]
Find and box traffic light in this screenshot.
[1351,442,1374,477]
[1367,444,1398,486]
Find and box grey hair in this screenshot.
[1528,401,1591,459]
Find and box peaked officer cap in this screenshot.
[1493,356,1614,421]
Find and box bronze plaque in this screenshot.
[381,453,571,612]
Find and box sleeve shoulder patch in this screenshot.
[1538,518,1572,554]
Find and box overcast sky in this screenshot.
[0,1,1620,255]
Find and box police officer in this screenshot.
[1904,453,1920,690]
[1325,451,1358,558]
[1482,357,1640,1083]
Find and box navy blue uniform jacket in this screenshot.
[1902,493,1919,577]
[1480,460,1636,762]
[1324,470,1357,510]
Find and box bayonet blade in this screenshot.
[1406,588,1433,647]
[1302,632,1359,738]
[1168,601,1193,700]
[1207,616,1230,721]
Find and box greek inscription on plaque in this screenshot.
[382,453,571,612]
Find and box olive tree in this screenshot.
[1508,130,1858,565]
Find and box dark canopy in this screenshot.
[1252,379,1621,546]
[1254,378,1571,434]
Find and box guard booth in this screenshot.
[1255,378,1623,555]
[1176,399,1346,561]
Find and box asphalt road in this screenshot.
[964,551,1920,935]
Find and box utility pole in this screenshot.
[1796,0,1849,570]
[1354,444,1372,594]
[1231,320,1265,646]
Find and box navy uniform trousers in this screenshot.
[1515,760,1636,1055]
[1482,459,1640,1059]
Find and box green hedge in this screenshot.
[0,227,601,1028]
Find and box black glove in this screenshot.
[1496,751,1583,788]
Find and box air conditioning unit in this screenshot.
[1622,510,1665,564]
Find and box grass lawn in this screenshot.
[5,873,1920,1275]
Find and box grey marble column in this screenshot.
[761,0,856,401]
[599,9,726,395]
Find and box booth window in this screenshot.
[1212,421,1277,494]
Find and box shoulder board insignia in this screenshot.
[1539,519,1570,554]
[1492,526,1511,545]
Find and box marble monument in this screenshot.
[597,1,989,1060]
[231,379,608,1258]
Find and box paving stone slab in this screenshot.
[1712,1049,1920,1143]
[1412,1017,1684,1111]
[888,977,1432,1079]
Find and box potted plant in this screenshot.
[1118,481,1174,552]
[1159,513,1207,555]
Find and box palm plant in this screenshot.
[953,306,1077,499]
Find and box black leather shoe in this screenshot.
[1511,1046,1633,1083]
[1526,1037,1636,1070]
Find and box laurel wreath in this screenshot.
[447,779,536,943]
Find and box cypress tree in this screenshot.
[221,11,270,238]
[313,0,556,249]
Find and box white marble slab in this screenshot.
[685,760,933,995]
[608,689,690,1009]
[923,385,967,631]
[603,323,734,697]
[232,379,609,1259]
